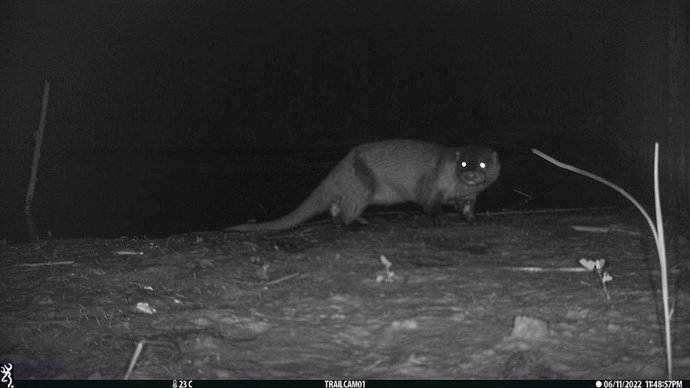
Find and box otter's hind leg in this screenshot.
[337,154,376,227]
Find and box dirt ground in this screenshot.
[1,208,689,380]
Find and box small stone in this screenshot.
[607,323,621,332]
[509,315,549,340]
[191,317,213,328]
[391,319,419,330]
[565,308,590,320]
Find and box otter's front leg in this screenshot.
[454,198,476,224]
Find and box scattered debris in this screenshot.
[135,302,156,314]
[391,319,419,331]
[500,266,587,273]
[115,250,144,256]
[571,225,609,233]
[571,224,642,236]
[579,258,613,300]
[376,254,398,283]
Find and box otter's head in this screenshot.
[455,147,500,188]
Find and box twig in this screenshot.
[124,340,174,380]
[499,266,588,273]
[265,272,301,285]
[12,260,75,268]
[124,340,145,380]
[25,80,51,240]
[223,272,302,286]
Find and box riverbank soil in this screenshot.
[1,208,689,379]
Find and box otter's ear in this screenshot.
[455,151,461,161]
[492,151,498,161]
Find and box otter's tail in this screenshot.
[225,180,335,232]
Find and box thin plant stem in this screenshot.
[25,80,51,240]
[653,143,672,379]
[531,149,659,247]
[532,144,672,378]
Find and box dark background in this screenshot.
[1,0,688,241]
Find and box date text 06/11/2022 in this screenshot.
[598,380,683,388]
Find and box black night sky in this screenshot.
[0,1,647,240]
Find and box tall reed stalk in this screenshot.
[532,143,672,378]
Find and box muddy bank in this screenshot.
[1,209,689,379]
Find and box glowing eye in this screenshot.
[461,161,467,168]
[479,162,486,169]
